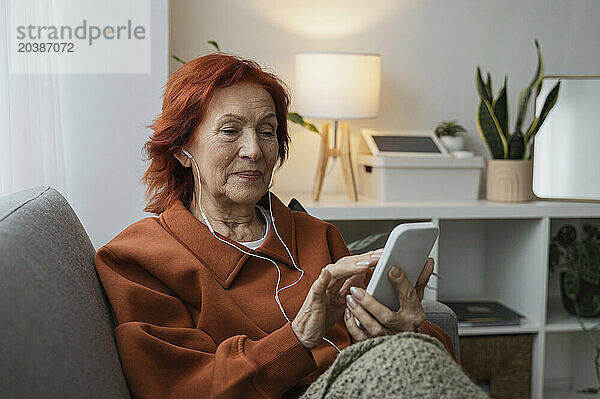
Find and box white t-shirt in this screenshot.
[238,204,271,250]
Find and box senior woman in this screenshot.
[94,53,486,399]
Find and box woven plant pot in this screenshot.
[486,159,534,203]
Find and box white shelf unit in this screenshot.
[279,193,600,399]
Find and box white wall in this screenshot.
[59,1,169,249]
[170,0,600,199]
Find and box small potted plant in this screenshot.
[434,120,467,152]
[474,39,560,202]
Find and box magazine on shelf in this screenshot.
[441,300,525,328]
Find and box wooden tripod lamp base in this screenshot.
[312,121,358,201]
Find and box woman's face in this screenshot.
[179,81,280,207]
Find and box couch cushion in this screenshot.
[422,300,460,363]
[0,186,131,398]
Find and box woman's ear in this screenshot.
[173,149,192,168]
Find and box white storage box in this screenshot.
[358,154,484,201]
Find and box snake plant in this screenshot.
[475,40,561,160]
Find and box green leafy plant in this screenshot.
[475,40,561,160]
[434,120,467,137]
[286,112,320,134]
[550,224,600,315]
[207,40,220,52]
[171,54,188,65]
[171,40,221,65]
[549,223,600,393]
[347,232,388,253]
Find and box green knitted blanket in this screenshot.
[300,332,488,399]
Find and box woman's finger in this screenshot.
[328,273,367,308]
[414,258,434,301]
[344,307,369,343]
[388,267,426,330]
[346,294,389,337]
[325,249,382,281]
[348,286,396,327]
[312,268,331,299]
[326,277,347,306]
[388,266,419,310]
[338,272,366,298]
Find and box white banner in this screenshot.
[8,0,151,74]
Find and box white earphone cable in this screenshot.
[181,148,341,353]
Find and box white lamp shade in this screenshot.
[295,52,381,119]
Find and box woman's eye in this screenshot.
[221,129,238,134]
[260,130,275,136]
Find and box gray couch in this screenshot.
[0,186,460,398]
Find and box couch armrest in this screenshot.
[0,186,132,398]
[422,300,460,363]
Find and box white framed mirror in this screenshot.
[533,76,600,202]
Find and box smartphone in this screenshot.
[355,222,439,327]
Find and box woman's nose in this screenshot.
[238,129,262,160]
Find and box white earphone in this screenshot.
[180,148,341,353]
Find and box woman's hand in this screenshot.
[343,257,434,343]
[291,249,383,350]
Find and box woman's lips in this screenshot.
[234,170,263,180]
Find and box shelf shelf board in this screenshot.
[545,297,600,333]
[544,388,599,399]
[458,318,540,336]
[276,193,600,221]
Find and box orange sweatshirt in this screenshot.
[94,193,456,399]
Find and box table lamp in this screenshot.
[295,52,381,201]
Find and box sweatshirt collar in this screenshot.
[160,192,298,289]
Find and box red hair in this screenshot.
[140,52,292,215]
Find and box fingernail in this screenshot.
[374,248,384,253]
[346,294,358,309]
[344,308,351,319]
[391,266,401,277]
[371,252,381,260]
[350,286,364,300]
[356,260,370,267]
